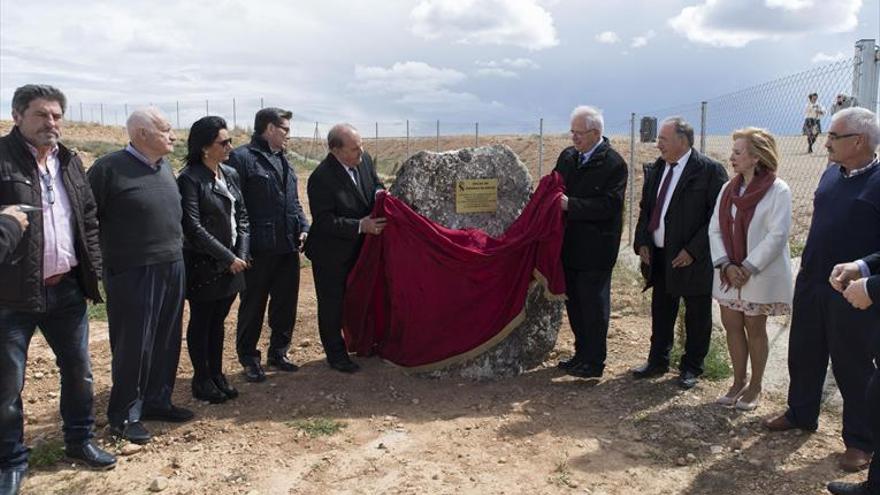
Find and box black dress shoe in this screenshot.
[141,405,195,423]
[266,353,300,372]
[212,374,239,400]
[65,441,117,470]
[109,421,151,445]
[827,481,871,495]
[631,362,668,379]
[192,378,227,404]
[556,357,582,370]
[678,370,700,390]
[328,357,361,373]
[567,363,604,378]
[0,469,24,495]
[242,362,266,383]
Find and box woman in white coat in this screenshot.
[709,127,793,410]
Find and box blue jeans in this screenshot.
[0,276,94,471]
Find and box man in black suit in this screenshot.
[305,124,385,373]
[554,105,628,379]
[632,117,728,389]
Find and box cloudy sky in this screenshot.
[0,0,877,133]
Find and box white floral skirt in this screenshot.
[716,298,791,317]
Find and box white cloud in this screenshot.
[596,31,620,44]
[476,68,519,78]
[476,58,540,70]
[811,51,849,63]
[410,0,558,50]
[354,62,466,93]
[668,0,861,47]
[631,30,656,48]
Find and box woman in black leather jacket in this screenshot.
[178,116,250,403]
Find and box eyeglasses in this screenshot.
[214,138,233,147]
[827,132,860,141]
[274,123,290,135]
[570,129,597,137]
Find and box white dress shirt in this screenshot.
[652,148,692,248]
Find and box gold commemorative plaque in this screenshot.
[455,179,498,213]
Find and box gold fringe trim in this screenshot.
[389,269,566,372]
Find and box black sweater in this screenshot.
[87,149,183,271]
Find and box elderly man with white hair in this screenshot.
[87,108,193,446]
[765,107,880,479]
[553,105,628,379]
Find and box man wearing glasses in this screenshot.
[553,105,628,379]
[88,107,193,445]
[228,108,309,382]
[766,107,880,477]
[0,85,115,495]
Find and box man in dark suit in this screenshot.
[229,108,310,382]
[554,105,628,379]
[829,247,880,494]
[305,123,385,373]
[632,116,728,389]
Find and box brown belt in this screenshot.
[44,272,69,287]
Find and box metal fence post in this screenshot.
[80,103,84,122]
[205,100,209,116]
[375,122,379,161]
[175,101,180,129]
[100,103,104,126]
[700,101,707,154]
[260,97,264,109]
[233,98,237,129]
[475,122,479,147]
[537,118,544,178]
[436,120,440,152]
[629,112,636,246]
[853,39,880,111]
[406,119,410,159]
[124,104,128,121]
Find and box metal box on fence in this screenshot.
[640,117,657,143]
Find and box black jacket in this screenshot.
[634,149,727,296]
[0,214,23,264]
[178,163,250,301]
[304,152,383,267]
[228,136,309,255]
[0,127,102,311]
[554,138,628,272]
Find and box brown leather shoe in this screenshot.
[838,448,872,472]
[764,413,798,431]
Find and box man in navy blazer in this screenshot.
[305,124,385,373]
[554,105,628,379]
[632,117,728,389]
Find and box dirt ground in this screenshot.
[16,259,859,495]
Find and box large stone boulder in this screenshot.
[389,145,563,379]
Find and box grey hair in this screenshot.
[570,105,604,134]
[327,123,359,150]
[12,84,67,116]
[831,107,880,150]
[126,107,167,137]
[661,116,695,147]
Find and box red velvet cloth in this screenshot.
[342,172,567,369]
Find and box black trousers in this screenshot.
[564,268,612,368]
[105,260,185,426]
[187,295,235,381]
[867,365,880,492]
[311,262,352,362]
[648,248,712,375]
[235,252,300,365]
[785,277,875,452]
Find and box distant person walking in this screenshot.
[708,127,792,411]
[803,92,825,154]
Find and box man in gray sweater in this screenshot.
[87,108,193,445]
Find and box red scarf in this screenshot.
[719,170,776,268]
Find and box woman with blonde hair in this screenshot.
[709,127,793,410]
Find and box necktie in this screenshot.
[348,167,360,188]
[579,152,588,165]
[647,162,678,232]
